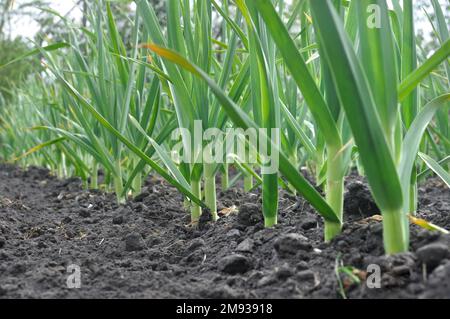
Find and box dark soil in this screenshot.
[0,164,449,299]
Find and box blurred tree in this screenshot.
[414,0,450,53]
[0,0,14,38]
[0,0,46,104]
[0,37,37,103]
[0,0,168,104]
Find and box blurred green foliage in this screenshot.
[0,37,37,104]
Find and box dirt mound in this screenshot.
[0,164,449,299]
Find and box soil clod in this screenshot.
[112,216,125,225]
[237,203,262,226]
[124,232,146,252]
[300,217,317,230]
[344,180,379,219]
[416,242,449,269]
[274,233,312,258]
[219,254,253,275]
[78,209,91,218]
[236,238,254,253]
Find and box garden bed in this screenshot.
[0,163,449,299]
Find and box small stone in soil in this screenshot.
[274,233,312,258]
[78,209,91,218]
[61,216,72,224]
[187,238,205,251]
[295,261,309,271]
[132,202,146,212]
[227,229,241,239]
[219,254,252,275]
[253,228,277,243]
[417,229,441,241]
[300,217,317,230]
[276,265,294,280]
[257,274,277,287]
[124,232,146,252]
[116,206,131,215]
[295,270,315,282]
[236,238,254,253]
[113,207,131,224]
[112,216,124,225]
[416,242,449,269]
[390,252,416,268]
[237,203,262,226]
[336,240,347,249]
[392,265,411,276]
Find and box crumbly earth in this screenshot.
[0,164,449,299]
